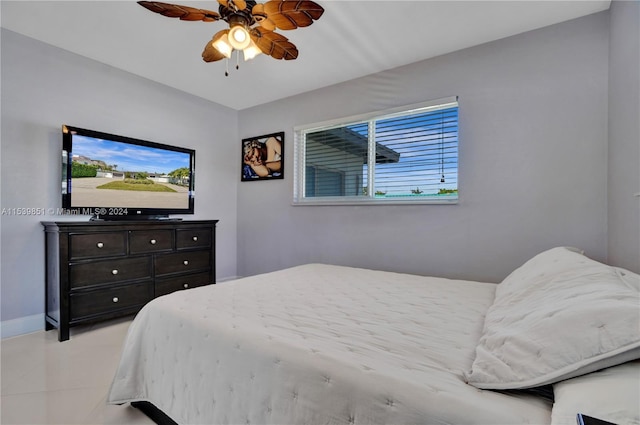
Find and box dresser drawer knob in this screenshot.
[183,283,189,289]
[111,269,119,275]
[183,260,189,266]
[96,242,104,248]
[192,236,198,241]
[150,239,157,245]
[112,297,119,303]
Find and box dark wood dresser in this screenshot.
[42,220,218,341]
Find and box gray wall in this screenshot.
[237,12,611,282]
[608,0,640,272]
[1,29,238,335]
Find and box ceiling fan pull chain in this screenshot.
[440,111,445,183]
[236,50,240,70]
[225,58,229,77]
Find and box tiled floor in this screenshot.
[1,317,154,425]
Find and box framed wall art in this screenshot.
[241,132,284,181]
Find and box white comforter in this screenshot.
[108,264,552,424]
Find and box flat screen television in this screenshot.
[62,125,195,220]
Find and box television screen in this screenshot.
[62,125,195,219]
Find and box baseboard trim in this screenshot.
[217,275,241,283]
[1,313,44,339]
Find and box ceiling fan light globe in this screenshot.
[243,41,262,61]
[212,34,233,58]
[228,25,251,50]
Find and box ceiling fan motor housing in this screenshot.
[219,0,257,27]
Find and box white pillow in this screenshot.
[466,247,640,389]
[551,360,640,425]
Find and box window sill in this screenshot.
[292,195,458,206]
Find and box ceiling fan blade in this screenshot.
[218,0,248,11]
[262,0,324,30]
[251,4,276,31]
[252,3,264,14]
[260,18,276,31]
[232,0,248,11]
[202,30,229,62]
[251,28,298,60]
[138,1,220,22]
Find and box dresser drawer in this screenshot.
[155,250,210,276]
[129,229,173,253]
[155,272,211,297]
[69,232,126,259]
[176,228,211,250]
[70,281,153,320]
[70,256,152,288]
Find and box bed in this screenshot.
[107,247,640,425]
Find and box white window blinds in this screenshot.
[295,97,459,205]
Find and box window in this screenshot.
[294,96,458,205]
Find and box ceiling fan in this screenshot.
[138,0,324,73]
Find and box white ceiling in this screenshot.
[1,0,610,110]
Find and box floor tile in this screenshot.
[0,317,153,424]
[1,387,107,424]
